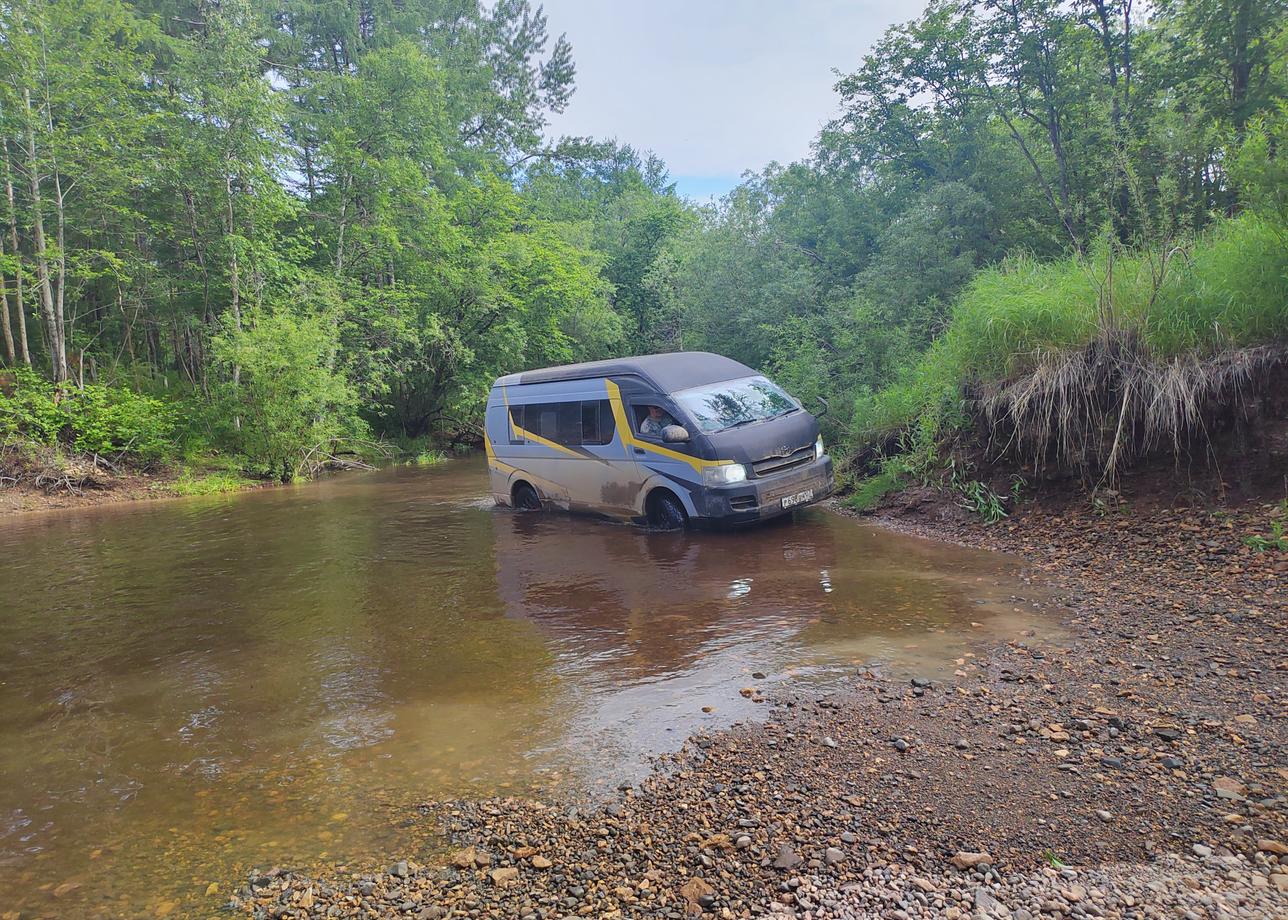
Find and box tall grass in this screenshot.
[854,215,1288,443]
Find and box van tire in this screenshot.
[513,482,541,511]
[647,489,688,530]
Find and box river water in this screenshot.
[0,458,1053,917]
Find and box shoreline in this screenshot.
[0,467,268,517]
[228,494,1287,918]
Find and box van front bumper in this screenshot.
[696,456,835,525]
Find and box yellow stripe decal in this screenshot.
[484,429,515,474]
[604,379,730,473]
[501,386,515,443]
[512,424,585,460]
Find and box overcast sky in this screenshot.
[538,1,918,200]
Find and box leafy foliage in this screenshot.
[211,301,366,480]
[0,0,1285,494]
[1243,501,1288,551]
[0,368,174,461]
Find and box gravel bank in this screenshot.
[232,500,1286,919]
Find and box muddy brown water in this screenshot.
[0,458,1055,917]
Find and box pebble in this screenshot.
[774,844,803,869]
[489,867,518,886]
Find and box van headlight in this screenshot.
[815,436,824,460]
[703,463,747,486]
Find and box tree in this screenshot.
[211,286,365,481]
[0,0,158,381]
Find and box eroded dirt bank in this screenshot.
[231,499,1286,919]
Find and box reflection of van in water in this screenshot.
[484,352,834,527]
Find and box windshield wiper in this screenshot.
[720,417,761,430]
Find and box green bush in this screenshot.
[846,466,905,512]
[62,385,175,460]
[0,368,65,442]
[0,368,175,462]
[211,304,368,481]
[410,449,447,466]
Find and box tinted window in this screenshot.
[507,404,525,444]
[511,399,616,447]
[582,400,616,445]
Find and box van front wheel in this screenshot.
[647,490,688,530]
[513,482,541,511]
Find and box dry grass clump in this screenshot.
[977,334,1285,483]
[0,442,114,495]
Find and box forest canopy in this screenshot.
[0,0,1285,485]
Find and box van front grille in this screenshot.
[751,445,814,477]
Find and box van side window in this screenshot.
[507,405,527,444]
[511,400,615,447]
[581,400,616,446]
[527,402,582,446]
[633,404,678,437]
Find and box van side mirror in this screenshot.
[814,395,829,419]
[661,425,690,443]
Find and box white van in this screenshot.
[484,352,834,528]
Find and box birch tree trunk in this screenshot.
[0,224,14,364]
[3,143,30,366]
[22,89,65,382]
[225,170,241,429]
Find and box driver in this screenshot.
[640,404,679,437]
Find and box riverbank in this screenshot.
[228,495,1286,919]
[0,449,431,516]
[0,463,263,515]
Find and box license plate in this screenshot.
[781,488,814,509]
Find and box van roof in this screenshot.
[494,352,758,392]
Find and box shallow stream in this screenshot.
[0,458,1054,917]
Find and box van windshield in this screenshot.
[673,375,800,433]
